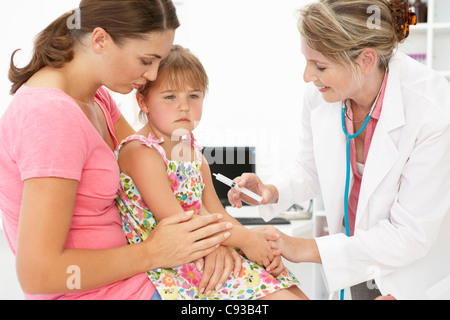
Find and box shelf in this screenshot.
[411,22,450,31]
[400,0,450,81]
[433,22,450,30]
[412,23,428,32]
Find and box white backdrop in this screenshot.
[0,0,310,180]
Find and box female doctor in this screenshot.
[229,0,450,300]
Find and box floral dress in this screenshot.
[115,133,300,300]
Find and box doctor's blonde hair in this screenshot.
[298,0,402,75]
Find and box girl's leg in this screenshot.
[288,285,309,299]
[258,286,309,300]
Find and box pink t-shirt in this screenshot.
[0,86,154,300]
[344,72,389,236]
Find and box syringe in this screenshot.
[213,173,263,204]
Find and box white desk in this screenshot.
[225,206,313,237]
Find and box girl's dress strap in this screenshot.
[117,132,202,165]
[182,132,203,161]
[118,134,169,166]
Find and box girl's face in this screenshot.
[301,39,357,103]
[101,30,175,94]
[138,78,205,140]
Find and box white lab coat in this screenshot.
[260,52,450,299]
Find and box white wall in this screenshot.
[0,0,81,111]
[0,0,311,300]
[175,0,308,180]
[1,0,309,180]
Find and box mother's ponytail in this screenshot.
[9,10,77,95]
[9,0,180,95]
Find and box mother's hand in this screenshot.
[197,246,242,296]
[145,211,232,270]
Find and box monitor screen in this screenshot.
[201,146,256,207]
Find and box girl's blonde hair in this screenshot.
[138,45,209,123]
[298,0,403,75]
[139,44,209,96]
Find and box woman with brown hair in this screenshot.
[0,0,233,300]
[229,0,450,300]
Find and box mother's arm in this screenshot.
[16,177,230,295]
[113,115,136,144]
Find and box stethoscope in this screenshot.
[339,67,387,300]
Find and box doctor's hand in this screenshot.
[255,225,322,264]
[239,228,280,268]
[227,173,279,208]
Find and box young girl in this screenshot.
[116,45,306,300]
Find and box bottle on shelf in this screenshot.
[409,0,428,23]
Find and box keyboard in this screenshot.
[235,217,291,225]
